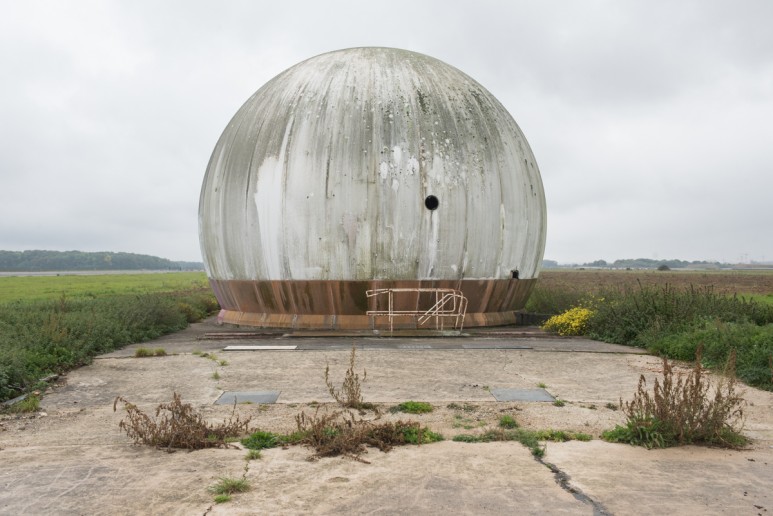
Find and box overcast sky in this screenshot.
[1,0,771,264]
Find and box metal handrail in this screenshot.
[366,288,468,332]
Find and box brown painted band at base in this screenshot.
[209,278,537,329]
[217,309,518,330]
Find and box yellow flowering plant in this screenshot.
[542,306,594,336]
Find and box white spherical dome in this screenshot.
[199,47,546,328]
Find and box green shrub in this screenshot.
[582,284,773,391]
[588,284,773,345]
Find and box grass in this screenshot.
[211,371,221,380]
[209,477,250,495]
[134,347,167,358]
[244,449,262,461]
[390,401,433,414]
[499,415,518,429]
[452,414,479,429]
[452,427,592,456]
[241,430,280,450]
[446,402,477,412]
[3,393,40,413]
[744,293,773,306]
[552,399,566,407]
[0,272,209,302]
[602,348,747,449]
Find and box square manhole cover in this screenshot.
[490,388,555,402]
[215,391,280,405]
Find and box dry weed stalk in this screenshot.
[325,344,369,410]
[621,346,746,447]
[294,406,433,462]
[113,392,251,451]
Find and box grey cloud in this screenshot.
[0,0,771,264]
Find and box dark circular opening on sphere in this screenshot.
[424,195,439,210]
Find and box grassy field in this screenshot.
[0,272,209,303]
[0,272,217,403]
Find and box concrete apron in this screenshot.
[1,319,771,515]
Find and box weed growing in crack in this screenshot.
[552,399,566,407]
[241,430,280,450]
[244,449,262,461]
[291,407,442,462]
[209,476,250,496]
[602,346,747,449]
[452,428,591,456]
[447,402,477,412]
[134,347,167,357]
[325,344,376,411]
[113,392,250,450]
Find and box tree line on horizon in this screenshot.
[542,258,733,269]
[0,250,203,272]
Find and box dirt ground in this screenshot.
[1,318,772,515]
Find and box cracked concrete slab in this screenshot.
[546,440,773,515]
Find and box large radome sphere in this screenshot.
[199,47,547,329]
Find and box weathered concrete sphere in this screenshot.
[199,47,546,329]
